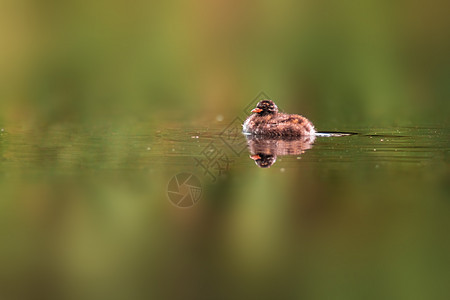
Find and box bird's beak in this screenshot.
[250,154,261,160]
[251,108,263,113]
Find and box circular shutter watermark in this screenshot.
[167,173,202,208]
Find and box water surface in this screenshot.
[0,122,449,299]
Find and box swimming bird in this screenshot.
[242,100,315,136]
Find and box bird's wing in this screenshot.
[272,114,305,124]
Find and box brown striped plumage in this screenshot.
[242,100,315,136]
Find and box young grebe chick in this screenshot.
[243,100,315,136]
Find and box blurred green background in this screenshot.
[0,0,449,299]
[1,0,450,126]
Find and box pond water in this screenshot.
[0,122,449,299]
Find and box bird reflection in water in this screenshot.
[246,135,316,168]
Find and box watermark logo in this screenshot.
[167,172,202,208]
[242,91,271,115]
[194,142,233,182]
[193,91,272,181]
[168,92,272,208]
[219,117,247,156]
[219,91,271,156]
